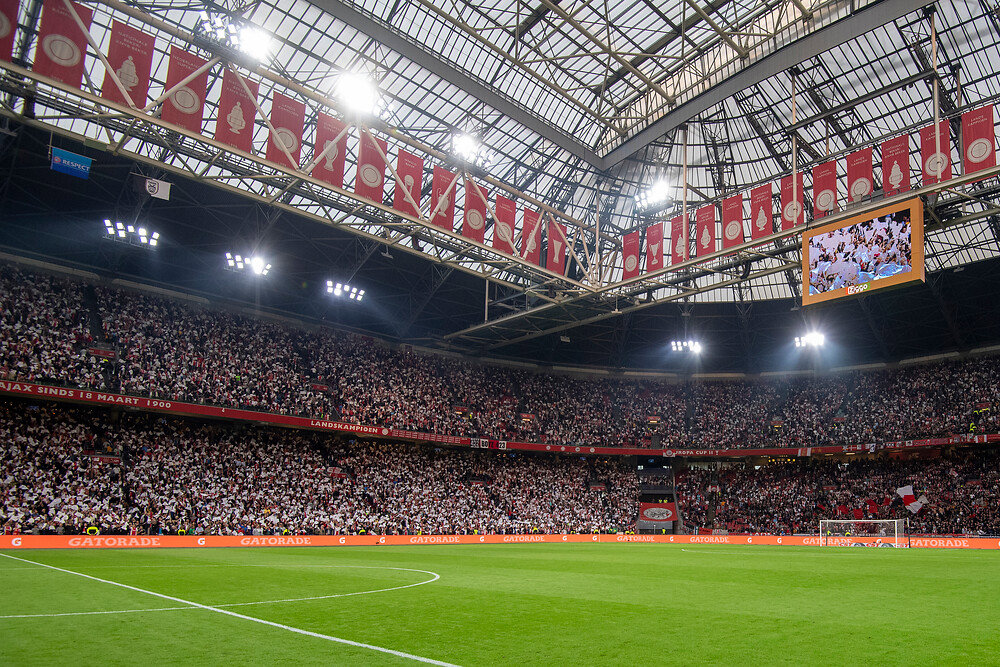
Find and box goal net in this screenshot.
[818,519,908,547]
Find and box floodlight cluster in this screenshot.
[795,332,826,348]
[225,252,271,276]
[634,181,672,211]
[336,72,387,117]
[327,280,365,301]
[197,12,273,62]
[103,220,159,247]
[671,340,702,354]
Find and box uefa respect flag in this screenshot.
[50,147,91,179]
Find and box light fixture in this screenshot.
[196,12,272,62]
[336,72,384,116]
[328,280,364,302]
[795,332,825,348]
[635,180,673,212]
[225,252,269,276]
[453,133,480,162]
[671,339,702,354]
[103,220,159,248]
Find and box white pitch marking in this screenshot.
[0,554,457,666]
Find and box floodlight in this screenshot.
[236,26,272,61]
[453,133,481,162]
[670,340,703,354]
[795,332,826,348]
[635,180,672,210]
[337,72,381,116]
[127,225,135,233]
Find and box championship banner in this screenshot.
[646,221,664,272]
[265,92,305,169]
[812,160,837,218]
[847,148,873,202]
[355,132,388,203]
[639,502,677,522]
[462,179,488,244]
[161,46,209,135]
[962,105,996,175]
[0,0,16,63]
[312,113,348,189]
[881,134,910,196]
[695,205,715,256]
[100,20,155,108]
[430,166,456,231]
[622,230,641,280]
[392,149,423,218]
[546,219,568,275]
[750,184,772,240]
[522,208,542,265]
[920,120,951,185]
[669,214,688,266]
[492,195,516,255]
[779,173,804,229]
[33,0,92,88]
[721,194,743,250]
[214,69,258,153]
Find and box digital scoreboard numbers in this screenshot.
[802,198,925,306]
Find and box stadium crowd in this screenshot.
[1,263,998,451]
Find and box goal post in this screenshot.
[818,519,908,547]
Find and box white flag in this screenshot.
[144,177,171,200]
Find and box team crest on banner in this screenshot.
[639,502,677,522]
[721,194,743,251]
[312,112,348,189]
[695,205,715,256]
[492,195,516,255]
[266,92,305,169]
[645,221,664,272]
[214,69,258,153]
[101,21,155,108]
[161,46,209,135]
[920,120,951,185]
[962,105,996,175]
[811,161,837,219]
[33,0,93,88]
[780,173,804,229]
[392,150,423,218]
[355,132,388,203]
[847,148,873,202]
[622,230,641,280]
[430,166,457,231]
[546,220,568,275]
[669,214,688,266]
[881,135,910,196]
[750,184,772,240]
[0,0,17,63]
[462,179,488,244]
[521,208,542,265]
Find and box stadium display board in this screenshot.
[802,198,924,306]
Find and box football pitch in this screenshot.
[1,544,998,665]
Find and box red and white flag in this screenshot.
[622,230,641,280]
[430,166,457,231]
[101,20,155,108]
[881,134,910,196]
[896,485,926,514]
[33,0,92,88]
[493,195,516,255]
[847,148,873,202]
[750,184,772,241]
[639,502,677,522]
[161,46,209,135]
[646,221,664,272]
[266,92,305,169]
[0,0,16,63]
[355,132,388,203]
[961,105,996,175]
[669,214,688,266]
[920,120,951,185]
[521,208,542,265]
[547,219,568,275]
[721,194,743,251]
[812,160,837,219]
[392,149,423,218]
[214,69,258,153]
[695,205,715,256]
[463,179,488,244]
[312,112,348,189]
[780,173,804,229]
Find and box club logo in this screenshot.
[924,152,948,177]
[273,127,299,153]
[466,209,485,230]
[815,189,835,211]
[170,86,201,114]
[725,220,741,240]
[641,506,675,521]
[967,138,993,164]
[359,163,382,187]
[850,177,872,200]
[624,254,638,272]
[41,34,81,67]
[782,200,802,223]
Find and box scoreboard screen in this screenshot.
[802,198,924,306]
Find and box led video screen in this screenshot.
[802,198,924,306]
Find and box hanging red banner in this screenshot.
[312,113,348,189]
[721,194,743,251]
[33,0,92,88]
[100,20,155,108]
[750,185,772,240]
[847,148,873,202]
[780,173,804,230]
[214,69,258,153]
[920,120,951,185]
[522,209,542,265]
[811,161,837,219]
[430,166,457,231]
[670,214,688,266]
[881,134,910,196]
[622,230,641,280]
[547,220,568,275]
[695,205,715,256]
[463,179,488,244]
[493,195,516,255]
[355,132,388,203]
[160,46,208,135]
[962,105,996,175]
[646,222,664,272]
[392,150,423,218]
[0,0,16,63]
[265,92,305,169]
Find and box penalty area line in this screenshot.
[0,553,458,667]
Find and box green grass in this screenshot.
[1,544,998,665]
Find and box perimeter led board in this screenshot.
[802,198,924,306]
